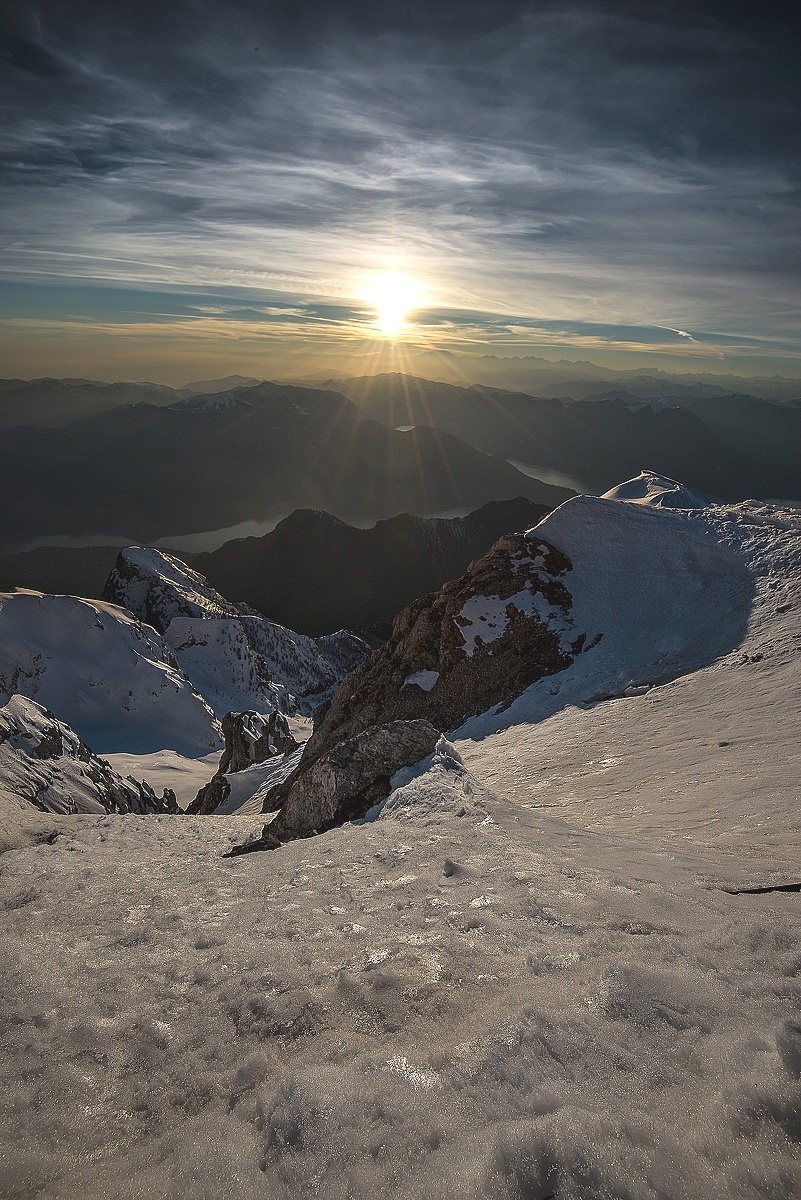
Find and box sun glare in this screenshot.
[366,272,421,337]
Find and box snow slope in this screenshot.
[601,468,719,508]
[103,546,241,629]
[458,475,800,874]
[0,474,799,1199]
[458,481,755,740]
[105,547,368,714]
[1,750,799,1199]
[0,591,221,755]
[0,551,366,769]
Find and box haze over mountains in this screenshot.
[334,372,801,500]
[1,365,798,565]
[0,378,569,553]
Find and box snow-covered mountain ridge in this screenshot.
[104,547,367,713]
[0,551,367,813]
[0,589,221,756]
[1,472,800,1199]
[247,471,766,844]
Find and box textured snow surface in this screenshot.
[1,489,800,1198]
[1,761,799,1199]
[0,591,221,755]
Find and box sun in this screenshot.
[365,272,421,337]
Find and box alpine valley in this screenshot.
[1,370,800,1200]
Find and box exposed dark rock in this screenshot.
[230,720,440,852]
[289,531,575,769]
[0,695,179,816]
[187,710,299,815]
[229,529,578,854]
[194,498,553,636]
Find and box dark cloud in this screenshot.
[0,0,799,367]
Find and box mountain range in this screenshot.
[0,379,569,551]
[194,497,551,636]
[332,373,801,499]
[2,365,800,563]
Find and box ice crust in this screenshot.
[0,486,800,1198]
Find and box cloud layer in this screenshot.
[1,0,800,377]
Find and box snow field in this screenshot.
[0,591,221,755]
[1,478,799,1198]
[459,495,801,877]
[0,762,798,1199]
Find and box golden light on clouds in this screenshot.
[364,272,423,338]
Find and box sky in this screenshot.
[1,0,800,383]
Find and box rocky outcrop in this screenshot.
[187,710,299,815]
[294,531,577,767]
[103,546,239,633]
[230,720,440,852]
[231,529,581,852]
[313,630,372,677]
[0,695,179,816]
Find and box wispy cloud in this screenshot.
[1,0,799,376]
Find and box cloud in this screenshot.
[0,0,799,374]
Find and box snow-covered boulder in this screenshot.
[0,695,179,815]
[0,590,221,755]
[233,719,440,850]
[187,710,298,815]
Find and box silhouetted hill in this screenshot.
[333,373,800,499]
[194,497,551,636]
[0,377,178,430]
[0,381,571,549]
